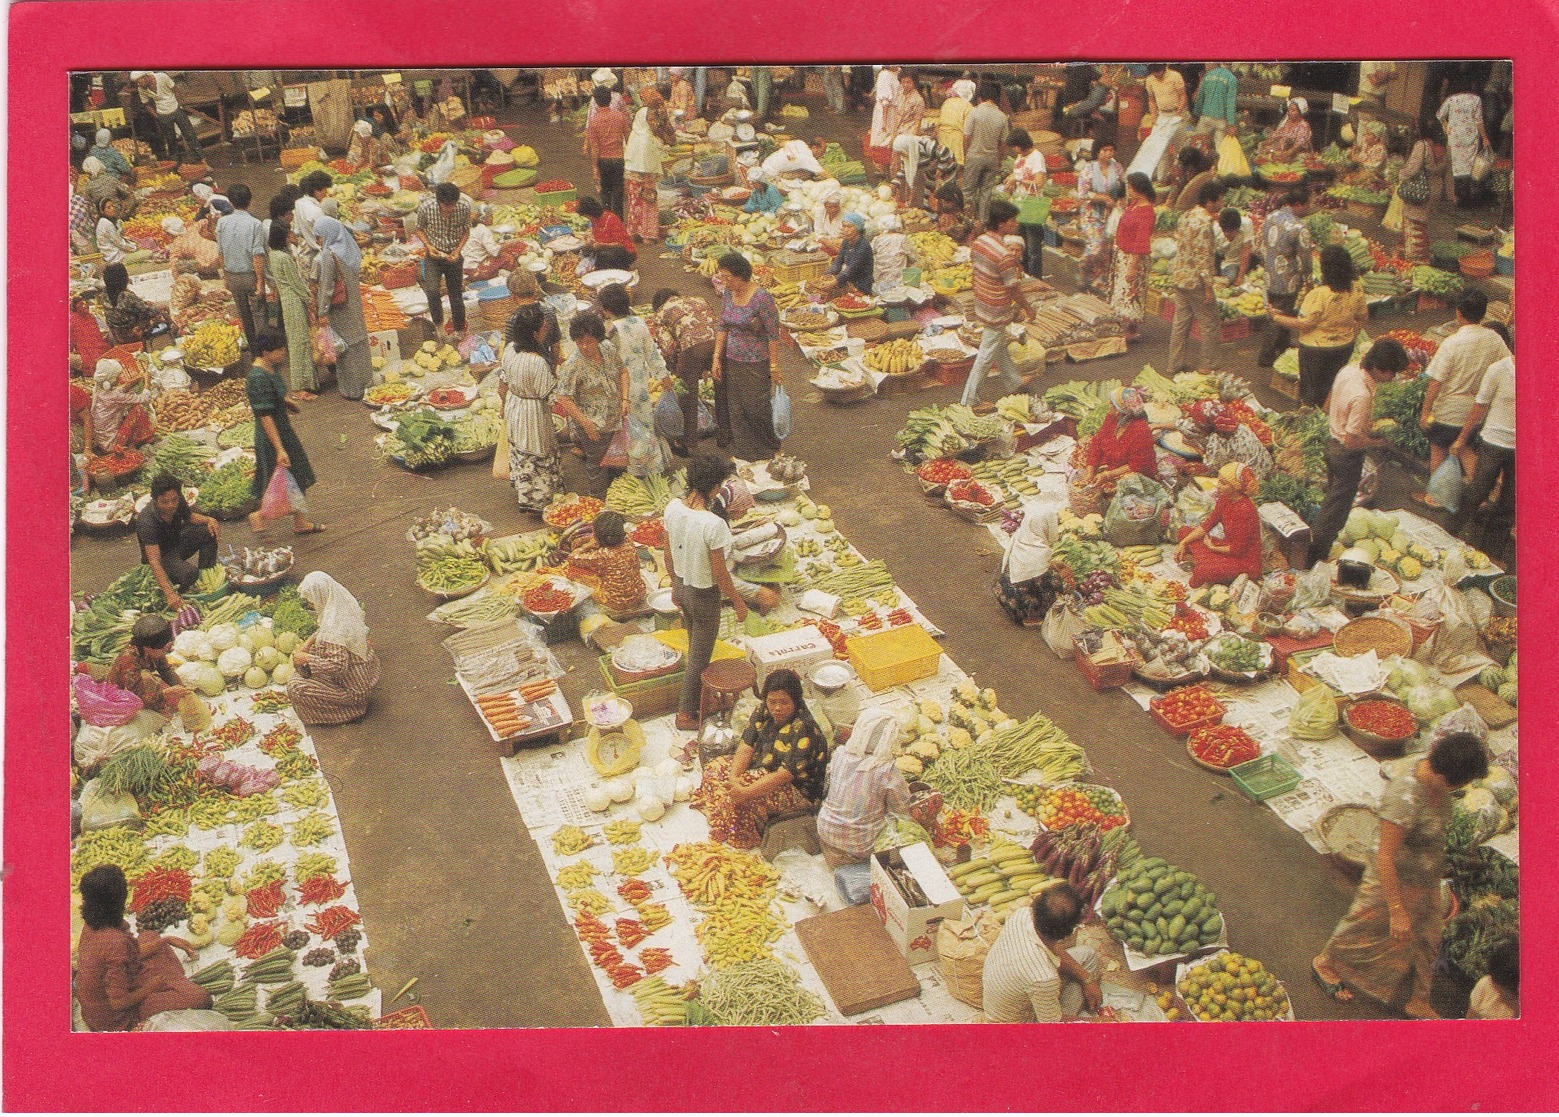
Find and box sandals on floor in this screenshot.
[294,522,327,535]
[1312,963,1354,1003]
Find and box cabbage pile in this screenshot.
[1336,509,1440,582]
[1381,655,1461,723]
[171,621,302,695]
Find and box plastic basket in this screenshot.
[1148,690,1226,736]
[846,625,942,692]
[598,654,684,718]
[535,185,577,208]
[1072,631,1142,691]
[1228,754,1302,801]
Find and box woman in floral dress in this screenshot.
[1075,139,1126,294]
[498,304,561,513]
[1108,172,1157,334]
[598,282,670,478]
[623,84,676,243]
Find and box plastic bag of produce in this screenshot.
[653,389,684,441]
[1455,787,1504,843]
[260,467,293,520]
[1289,684,1340,740]
[72,674,143,727]
[771,384,793,441]
[79,778,141,831]
[1290,563,1336,612]
[1426,455,1464,515]
[141,1009,235,1031]
[72,721,143,771]
[1102,474,1169,547]
[1042,596,1089,658]
[1431,702,1489,745]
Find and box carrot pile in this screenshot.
[475,679,557,737]
[361,287,409,332]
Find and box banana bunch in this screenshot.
[943,404,1006,441]
[183,320,242,369]
[864,338,925,376]
[483,531,554,574]
[907,231,958,267]
[928,264,973,293]
[996,394,1034,423]
[696,255,721,278]
[968,456,1040,497]
[1221,291,1267,317]
[769,282,807,310]
[946,836,1063,919]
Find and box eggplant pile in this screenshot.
[1028,823,1118,910]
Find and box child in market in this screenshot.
[567,510,647,617]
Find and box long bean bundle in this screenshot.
[696,959,826,1026]
[983,714,1089,782]
[807,559,895,598]
[922,747,1004,813]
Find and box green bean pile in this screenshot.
[696,959,826,1027]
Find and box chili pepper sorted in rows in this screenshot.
[617,879,653,904]
[297,874,348,907]
[639,948,674,975]
[246,879,285,919]
[232,921,285,960]
[615,919,650,950]
[128,868,192,913]
[608,963,644,989]
[304,905,360,939]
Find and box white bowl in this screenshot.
[809,660,853,693]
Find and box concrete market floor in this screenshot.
[69,84,1510,1028]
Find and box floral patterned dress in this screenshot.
[1075,157,1124,293]
[696,709,827,848]
[501,347,561,512]
[610,315,671,478]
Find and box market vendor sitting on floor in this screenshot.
[1255,98,1313,163]
[817,213,874,297]
[1179,399,1273,481]
[929,182,975,245]
[760,136,828,183]
[461,204,504,279]
[810,188,847,255]
[575,195,637,272]
[996,503,1064,625]
[84,357,155,458]
[816,706,913,868]
[741,169,786,214]
[696,668,828,849]
[99,262,170,344]
[1174,462,1264,587]
[1081,386,1156,491]
[286,572,383,726]
[135,472,219,613]
[104,614,190,719]
[567,511,647,616]
[161,215,221,279]
[982,882,1103,1023]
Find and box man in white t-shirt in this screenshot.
[760,137,827,184]
[1417,289,1510,501]
[1448,350,1515,559]
[982,883,1102,1023]
[132,71,202,162]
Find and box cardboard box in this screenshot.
[869,843,965,964]
[1258,501,1313,571]
[745,625,834,687]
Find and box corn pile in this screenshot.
[665,841,785,968]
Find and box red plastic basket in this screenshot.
[1148,695,1226,736]
[1072,633,1141,691]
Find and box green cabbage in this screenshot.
[1405,684,1459,722]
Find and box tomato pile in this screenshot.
[947,479,995,507]
[812,618,850,658]
[534,179,572,194]
[917,458,973,486]
[1019,785,1128,831]
[544,496,606,529]
[1188,725,1260,769]
[1221,400,1273,447]
[934,808,990,847]
[1152,684,1225,732]
[1164,603,1209,641]
[1345,700,1416,740]
[630,518,667,548]
[522,583,577,614]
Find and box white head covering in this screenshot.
[93,358,125,391]
[748,168,766,185]
[353,119,373,137]
[95,127,113,147]
[82,156,104,176]
[299,571,371,660]
[1287,97,1308,115]
[161,216,186,236]
[843,706,901,772]
[1003,502,1062,584]
[191,182,213,203]
[952,79,977,103]
[314,214,362,271]
[591,67,617,88]
[875,212,902,234]
[821,187,842,205]
[130,71,150,81]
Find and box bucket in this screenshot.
[1489,575,1516,617]
[649,589,681,630]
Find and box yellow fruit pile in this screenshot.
[412,341,463,373]
[864,338,925,375]
[1176,952,1291,1022]
[182,320,242,370]
[908,231,959,267]
[1220,291,1267,317]
[929,264,973,294]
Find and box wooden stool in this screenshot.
[698,658,756,725]
[760,807,820,862]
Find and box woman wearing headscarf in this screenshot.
[697,668,829,850]
[624,84,676,243]
[1076,138,1126,294]
[667,67,698,121]
[820,213,873,296]
[1109,171,1157,335]
[996,503,1064,626]
[1183,401,1273,481]
[81,156,137,215]
[95,199,149,268]
[460,203,504,279]
[286,572,382,726]
[312,215,372,400]
[1347,119,1389,180]
[741,169,785,214]
[870,213,913,296]
[1255,98,1313,163]
[98,262,167,342]
[817,706,913,868]
[104,614,188,718]
[939,77,977,164]
[266,221,318,395]
[161,215,221,278]
[188,181,230,236]
[88,128,134,180]
[811,187,847,254]
[498,304,561,513]
[1173,462,1264,587]
[84,357,155,455]
[1081,386,1156,490]
[345,119,384,171]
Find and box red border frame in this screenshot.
[15,3,1555,1110]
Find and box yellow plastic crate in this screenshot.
[650,630,746,662]
[846,626,942,692]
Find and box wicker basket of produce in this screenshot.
[1459,251,1496,279]
[379,260,421,290]
[1186,724,1261,773]
[177,162,211,182]
[1341,698,1417,756]
[845,318,889,343]
[479,293,521,331]
[1333,615,1412,659]
[688,171,734,188]
[87,448,146,489]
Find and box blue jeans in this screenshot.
[961,325,1019,407]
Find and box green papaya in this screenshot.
[1179,880,1198,900]
[1182,896,1203,921]
[1144,937,1162,956]
[1153,875,1177,897]
[1146,902,1164,922]
[1168,914,1187,940]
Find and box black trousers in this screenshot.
[1448,442,1515,557]
[1308,442,1366,565]
[161,523,218,588]
[1258,291,1298,367]
[1297,341,1355,409]
[597,158,626,218]
[422,257,466,331]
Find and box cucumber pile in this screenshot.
[1100,850,1224,958]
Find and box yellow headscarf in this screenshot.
[1219,461,1258,496]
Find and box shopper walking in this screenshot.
[1256,187,1315,368]
[1076,139,1126,294]
[1167,181,1225,374]
[599,282,671,479]
[1305,338,1411,565]
[497,304,561,514]
[1447,349,1516,561]
[1437,83,1492,209]
[1108,172,1156,335]
[963,80,1009,225]
[1003,128,1049,279]
[624,84,676,243]
[821,65,847,116]
[1395,120,1447,264]
[960,199,1036,407]
[1192,62,1238,143]
[312,215,372,400]
[1313,732,1488,1018]
[1416,289,1510,502]
[131,71,202,161]
[265,222,317,394]
[712,253,785,461]
[1271,244,1369,408]
[868,65,903,148]
[214,183,266,350]
[664,455,748,732]
[586,85,630,218]
[245,329,322,537]
[415,182,472,338]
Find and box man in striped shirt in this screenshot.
[960,198,1035,408]
[982,883,1103,1023]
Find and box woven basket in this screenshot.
[480,294,521,330]
[177,162,210,182]
[280,147,316,170]
[1459,252,1495,278]
[450,165,483,194]
[1333,615,1412,659]
[845,318,889,342]
[379,260,420,290]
